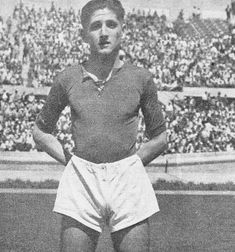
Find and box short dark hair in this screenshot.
[81,0,125,30]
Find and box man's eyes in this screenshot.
[106,21,118,28]
[89,20,118,31]
[89,22,101,31]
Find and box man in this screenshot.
[33,0,167,251]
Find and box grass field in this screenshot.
[1,178,235,191]
[0,193,234,252]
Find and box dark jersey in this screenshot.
[36,62,166,163]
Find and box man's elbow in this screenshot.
[32,124,44,146]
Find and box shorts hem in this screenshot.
[110,209,160,233]
[53,207,102,233]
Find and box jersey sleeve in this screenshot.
[140,75,166,139]
[35,74,68,134]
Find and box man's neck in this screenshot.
[85,50,122,80]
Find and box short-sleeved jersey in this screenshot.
[36,62,166,163]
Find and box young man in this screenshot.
[33,0,167,251]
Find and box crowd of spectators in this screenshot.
[1,89,235,153]
[0,3,235,154]
[137,92,235,153]
[0,89,74,152]
[164,93,235,153]
[0,2,234,90]
[0,89,40,151]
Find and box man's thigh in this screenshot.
[111,219,150,252]
[60,215,100,252]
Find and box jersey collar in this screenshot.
[81,60,124,84]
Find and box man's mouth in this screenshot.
[99,41,110,47]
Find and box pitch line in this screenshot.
[155,190,235,195]
[0,188,57,194]
[0,188,235,195]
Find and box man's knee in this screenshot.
[111,219,150,252]
[60,215,100,252]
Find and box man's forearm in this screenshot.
[136,131,167,166]
[32,124,68,166]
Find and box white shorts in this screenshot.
[53,154,159,233]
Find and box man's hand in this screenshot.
[136,131,167,166]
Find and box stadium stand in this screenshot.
[0,2,234,90]
[0,2,235,153]
[188,18,229,40]
[1,88,235,153]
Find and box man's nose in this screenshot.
[100,24,108,36]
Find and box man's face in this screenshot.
[84,8,123,55]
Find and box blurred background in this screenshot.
[0,0,235,161]
[0,1,235,251]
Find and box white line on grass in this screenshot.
[0,188,57,194]
[155,190,235,195]
[0,189,235,195]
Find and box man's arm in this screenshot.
[138,72,168,166]
[32,71,70,165]
[136,131,167,166]
[33,124,68,166]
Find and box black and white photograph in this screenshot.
[0,0,235,251]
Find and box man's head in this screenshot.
[81,0,125,55]
[81,0,125,30]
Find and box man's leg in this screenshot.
[111,219,150,252]
[60,215,100,252]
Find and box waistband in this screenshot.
[71,154,141,170]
